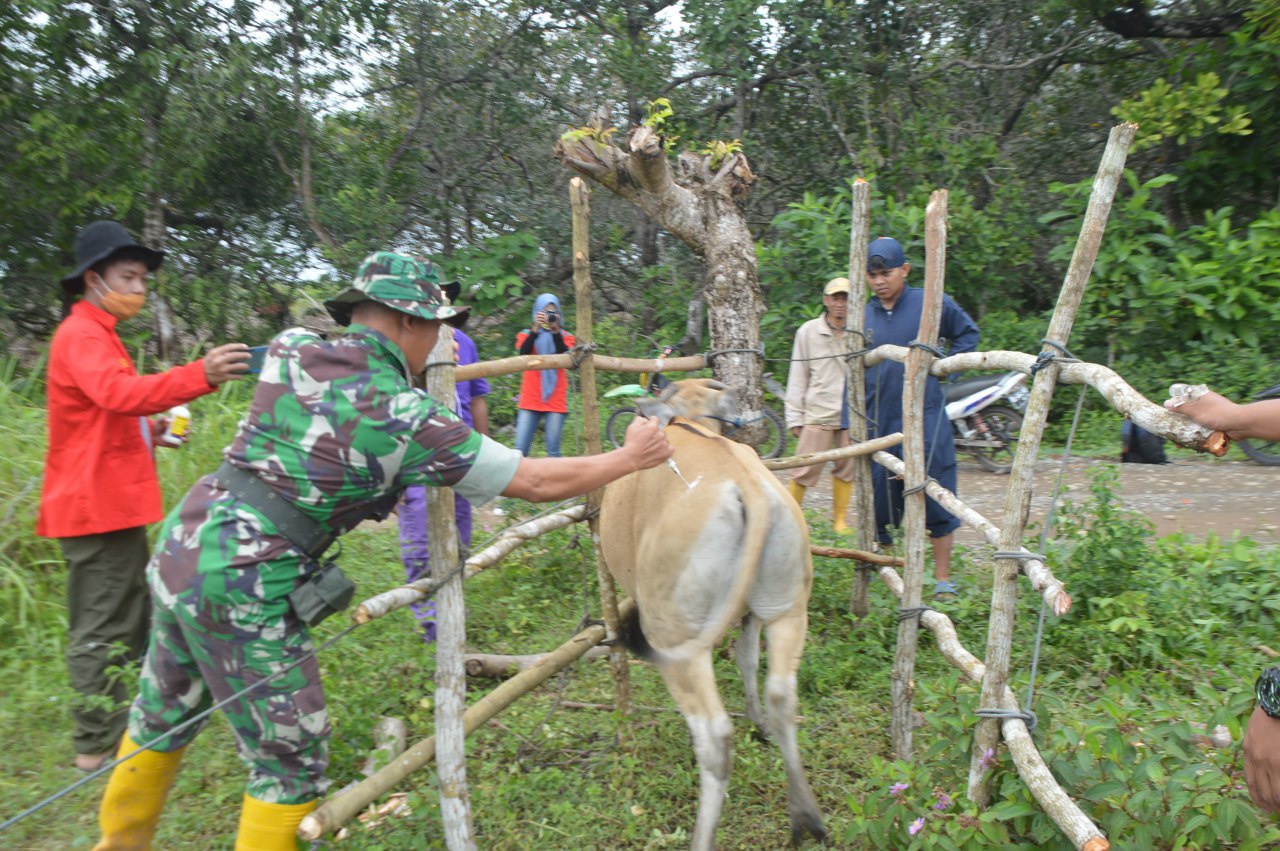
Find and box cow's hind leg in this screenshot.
[733,614,770,739]
[656,652,733,851]
[762,609,826,845]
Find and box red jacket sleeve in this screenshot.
[64,323,214,416]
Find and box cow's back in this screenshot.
[600,422,811,652]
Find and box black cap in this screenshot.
[60,221,164,294]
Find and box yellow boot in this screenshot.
[93,734,185,851]
[831,477,853,535]
[234,795,318,851]
[787,480,807,505]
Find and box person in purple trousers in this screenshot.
[398,281,491,641]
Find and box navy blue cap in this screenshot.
[867,237,906,271]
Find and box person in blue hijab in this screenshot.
[514,293,576,456]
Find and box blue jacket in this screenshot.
[865,287,980,469]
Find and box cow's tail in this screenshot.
[618,603,656,662]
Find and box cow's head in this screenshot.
[636,378,741,434]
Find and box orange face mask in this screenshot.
[91,277,146,321]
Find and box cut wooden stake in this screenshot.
[968,122,1136,810]
[809,545,903,567]
[570,176,631,723]
[761,433,903,471]
[845,180,877,617]
[455,352,706,381]
[424,324,475,850]
[298,603,633,841]
[890,188,947,759]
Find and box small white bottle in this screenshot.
[162,404,191,446]
[1167,383,1208,408]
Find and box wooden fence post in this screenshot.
[845,179,876,617]
[967,124,1136,807]
[425,323,475,849]
[570,176,631,722]
[890,190,948,758]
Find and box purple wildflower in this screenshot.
[889,782,909,798]
[979,747,997,770]
[909,817,925,836]
[934,793,952,811]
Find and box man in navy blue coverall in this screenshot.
[864,237,980,597]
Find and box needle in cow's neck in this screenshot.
[666,457,702,493]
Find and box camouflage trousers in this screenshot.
[127,565,331,804]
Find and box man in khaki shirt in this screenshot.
[784,276,856,533]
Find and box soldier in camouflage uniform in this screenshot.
[91,252,673,851]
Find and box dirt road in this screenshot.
[798,455,1278,547]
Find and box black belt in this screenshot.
[214,462,333,560]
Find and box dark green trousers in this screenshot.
[59,527,151,755]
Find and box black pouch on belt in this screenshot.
[287,561,356,627]
[214,461,357,627]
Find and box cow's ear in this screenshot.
[636,397,675,428]
[703,379,727,391]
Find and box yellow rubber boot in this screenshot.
[93,734,185,851]
[234,795,318,851]
[831,477,853,535]
[787,480,807,505]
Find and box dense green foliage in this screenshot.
[2,370,1279,849]
[3,0,1277,384]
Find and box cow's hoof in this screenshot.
[790,812,827,847]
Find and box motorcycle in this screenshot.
[944,371,1029,474]
[1238,381,1280,466]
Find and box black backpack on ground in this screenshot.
[1121,420,1167,464]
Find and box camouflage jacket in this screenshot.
[150,325,521,606]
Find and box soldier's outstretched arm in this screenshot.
[502,417,672,502]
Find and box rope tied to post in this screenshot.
[907,340,946,359]
[1029,338,1081,377]
[976,706,1039,732]
[568,341,597,368]
[896,605,935,623]
[901,477,937,497]
[992,550,1048,575]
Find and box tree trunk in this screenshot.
[555,121,768,446]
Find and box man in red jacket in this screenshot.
[37,220,249,771]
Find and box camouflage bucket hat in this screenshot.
[325,251,470,327]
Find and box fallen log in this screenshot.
[871,452,1071,617]
[353,505,589,624]
[463,646,613,679]
[298,601,633,841]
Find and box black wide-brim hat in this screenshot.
[60,220,164,294]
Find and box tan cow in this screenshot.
[600,378,826,850]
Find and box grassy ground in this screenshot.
[2,373,1278,849]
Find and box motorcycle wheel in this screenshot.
[1238,437,1280,467]
[606,406,638,450]
[969,405,1023,474]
